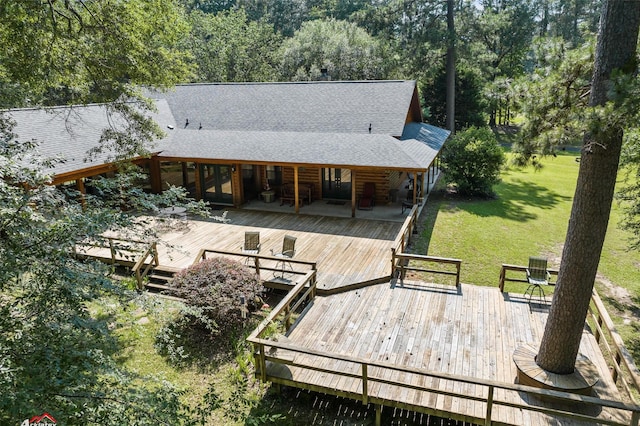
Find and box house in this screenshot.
[8,80,449,216]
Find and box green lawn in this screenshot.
[417,151,640,290]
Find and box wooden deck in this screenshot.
[103,209,402,292]
[256,281,634,425]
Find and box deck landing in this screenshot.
[265,281,630,425]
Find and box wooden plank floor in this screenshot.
[272,281,630,425]
[100,209,401,292]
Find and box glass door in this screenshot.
[322,168,351,200]
[200,164,233,204]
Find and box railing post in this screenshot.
[391,248,397,278]
[136,268,143,291]
[259,344,267,382]
[455,261,461,288]
[499,265,505,292]
[632,410,639,426]
[109,238,116,264]
[254,257,261,277]
[485,385,494,426]
[152,242,159,266]
[362,364,369,405]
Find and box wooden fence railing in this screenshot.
[391,252,462,288]
[391,205,419,257]
[499,263,640,405]
[247,270,318,381]
[132,242,159,290]
[192,248,317,279]
[589,290,640,404]
[248,334,640,426]
[498,263,558,292]
[75,237,158,288]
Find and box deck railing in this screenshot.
[248,335,640,426]
[391,204,419,257]
[391,252,462,288]
[499,263,640,405]
[589,290,640,404]
[247,270,317,381]
[75,237,158,288]
[498,263,558,292]
[132,242,159,290]
[192,248,317,279]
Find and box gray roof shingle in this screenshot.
[7,81,449,178]
[148,80,418,136]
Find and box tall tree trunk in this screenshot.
[446,0,456,133]
[536,0,640,374]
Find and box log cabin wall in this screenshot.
[354,170,391,204]
[282,166,322,201]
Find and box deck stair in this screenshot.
[144,264,181,292]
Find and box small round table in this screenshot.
[261,190,275,203]
[159,206,187,219]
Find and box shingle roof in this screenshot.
[7,101,174,177]
[148,80,418,137]
[156,129,438,170]
[6,81,449,178]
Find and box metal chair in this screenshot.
[271,235,296,277]
[241,231,260,265]
[524,256,550,302]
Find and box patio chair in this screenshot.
[241,231,260,265]
[271,235,296,277]
[358,182,376,210]
[524,256,550,302]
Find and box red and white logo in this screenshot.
[21,412,57,426]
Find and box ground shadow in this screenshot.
[453,178,571,222]
[247,386,479,425]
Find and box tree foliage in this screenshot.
[440,126,505,197]
[421,64,486,131]
[0,1,206,424]
[280,18,390,81]
[513,37,595,163]
[185,9,282,82]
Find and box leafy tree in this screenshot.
[421,65,486,131]
[513,36,595,163]
[185,9,282,82]
[0,1,208,424]
[352,0,448,80]
[536,0,640,374]
[280,18,390,81]
[464,1,536,126]
[440,126,505,197]
[237,0,309,37]
[617,128,640,250]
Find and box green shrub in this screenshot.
[170,257,262,329]
[441,126,505,197]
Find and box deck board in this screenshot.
[94,210,401,292]
[273,281,631,425]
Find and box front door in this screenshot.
[200,164,233,204]
[322,168,351,200]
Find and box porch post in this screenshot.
[194,163,202,201]
[294,166,300,214]
[76,178,86,208]
[351,170,356,217]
